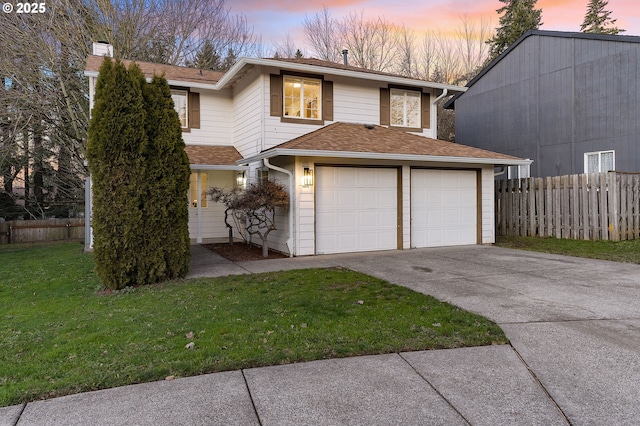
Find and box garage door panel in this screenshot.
[316,167,397,254]
[411,169,477,248]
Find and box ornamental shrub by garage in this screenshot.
[87,58,190,289]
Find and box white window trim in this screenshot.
[390,88,421,129]
[584,150,615,174]
[508,164,530,179]
[170,89,188,129]
[283,76,322,120]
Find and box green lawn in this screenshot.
[496,236,640,264]
[0,242,507,407]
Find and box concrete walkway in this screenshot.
[4,244,640,425]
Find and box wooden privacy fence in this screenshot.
[496,172,640,241]
[0,219,85,245]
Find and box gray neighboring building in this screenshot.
[447,30,640,178]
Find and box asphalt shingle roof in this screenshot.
[184,145,243,166]
[85,55,224,85]
[265,122,521,160]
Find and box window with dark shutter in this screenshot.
[421,92,430,129]
[322,80,333,121]
[382,86,429,131]
[380,88,390,126]
[189,92,200,129]
[270,74,283,117]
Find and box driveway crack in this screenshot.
[397,353,472,425]
[509,344,572,425]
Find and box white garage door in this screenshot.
[316,167,397,254]
[411,169,477,248]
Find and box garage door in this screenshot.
[411,169,477,248]
[316,167,397,254]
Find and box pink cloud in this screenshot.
[233,0,640,47]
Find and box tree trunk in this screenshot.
[261,239,269,258]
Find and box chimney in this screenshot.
[342,49,348,66]
[92,41,113,57]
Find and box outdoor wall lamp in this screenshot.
[236,171,246,188]
[302,167,313,188]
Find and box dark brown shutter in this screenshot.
[322,80,333,121]
[380,88,390,125]
[421,92,430,129]
[188,92,200,129]
[270,74,283,117]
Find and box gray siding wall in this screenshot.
[456,34,640,177]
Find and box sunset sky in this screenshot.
[232,0,639,48]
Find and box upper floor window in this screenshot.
[380,87,430,130]
[270,73,332,124]
[171,89,188,128]
[390,89,421,128]
[284,77,321,120]
[584,150,614,174]
[170,88,200,132]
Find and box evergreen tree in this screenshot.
[187,40,221,70]
[140,74,191,282]
[580,0,624,34]
[86,58,148,289]
[486,0,543,63]
[87,59,192,289]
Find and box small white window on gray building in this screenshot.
[508,164,530,179]
[584,150,615,174]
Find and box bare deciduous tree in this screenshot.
[339,11,399,71]
[0,0,260,219]
[303,6,342,62]
[456,15,492,84]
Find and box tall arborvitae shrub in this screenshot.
[87,58,148,289]
[140,74,191,281]
[87,60,191,289]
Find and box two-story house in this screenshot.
[85,42,529,256]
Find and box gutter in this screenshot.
[238,149,532,167]
[263,158,294,257]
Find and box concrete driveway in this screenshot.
[230,245,640,425]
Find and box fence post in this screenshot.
[609,172,619,241]
[8,224,11,244]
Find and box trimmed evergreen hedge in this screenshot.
[87,58,190,289]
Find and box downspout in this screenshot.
[432,89,448,139]
[494,166,507,177]
[263,158,294,257]
[433,88,448,103]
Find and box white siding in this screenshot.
[233,69,264,158]
[295,157,316,256]
[182,89,233,146]
[402,165,411,249]
[332,77,380,124]
[481,166,495,244]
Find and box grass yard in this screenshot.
[496,236,640,264]
[0,242,507,407]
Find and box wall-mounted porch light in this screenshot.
[302,167,313,188]
[236,171,246,188]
